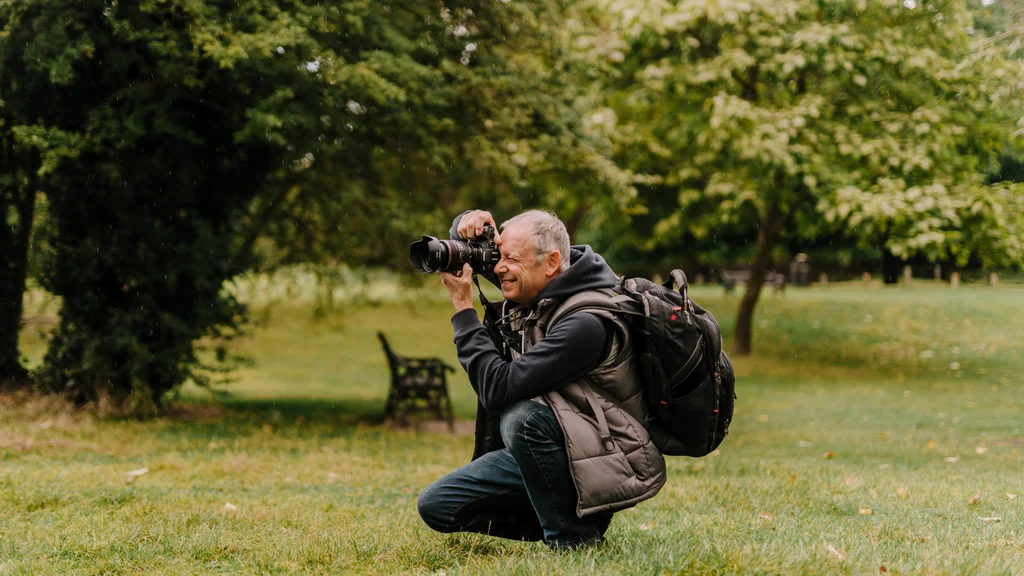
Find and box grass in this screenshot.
[3,282,1024,575]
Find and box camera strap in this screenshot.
[473,275,521,357]
[472,275,491,310]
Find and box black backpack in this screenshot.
[553,270,736,457]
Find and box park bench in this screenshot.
[378,332,456,429]
[720,269,786,293]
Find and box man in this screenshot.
[416,209,666,550]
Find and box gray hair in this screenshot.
[501,210,571,272]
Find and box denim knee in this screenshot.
[417,482,454,533]
[500,400,563,452]
[499,400,539,449]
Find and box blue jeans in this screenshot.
[417,400,613,549]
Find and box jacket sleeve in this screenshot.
[450,308,613,410]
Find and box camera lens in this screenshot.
[410,234,499,274]
[409,236,451,273]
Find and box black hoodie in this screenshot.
[447,216,618,410]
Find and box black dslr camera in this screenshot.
[409,224,500,274]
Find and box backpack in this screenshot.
[552,270,736,457]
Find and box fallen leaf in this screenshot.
[878,432,892,440]
[880,565,888,573]
[639,521,656,531]
[975,446,988,454]
[223,502,238,512]
[845,475,861,487]
[789,473,798,483]
[944,456,959,463]
[823,451,835,459]
[124,468,149,485]
[925,440,938,450]
[896,486,908,498]
[758,512,775,521]
[969,490,982,505]
[826,543,847,561]
[798,440,814,447]
[980,516,1001,522]
[1007,493,1017,500]
[859,508,873,515]
[918,536,929,543]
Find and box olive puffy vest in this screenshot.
[516,289,667,517]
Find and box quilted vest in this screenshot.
[512,289,667,518]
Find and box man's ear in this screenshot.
[544,251,562,277]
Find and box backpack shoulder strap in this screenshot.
[548,288,634,328]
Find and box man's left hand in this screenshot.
[440,263,474,313]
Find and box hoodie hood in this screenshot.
[532,245,618,303]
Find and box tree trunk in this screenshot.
[882,248,902,284]
[563,203,589,242]
[732,199,782,356]
[0,180,36,389]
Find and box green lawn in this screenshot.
[3,283,1023,575]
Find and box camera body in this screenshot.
[409,224,500,274]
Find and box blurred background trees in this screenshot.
[1,0,1022,411]
[587,0,1024,353]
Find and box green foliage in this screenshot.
[0,0,633,410]
[593,0,1023,268]
[583,0,1024,353]
[0,0,332,410]
[247,0,634,275]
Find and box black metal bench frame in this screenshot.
[378,332,455,429]
[720,269,786,293]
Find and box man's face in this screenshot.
[494,223,554,306]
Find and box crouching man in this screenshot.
[416,209,666,550]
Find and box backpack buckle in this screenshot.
[602,436,615,452]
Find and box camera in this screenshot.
[410,224,500,274]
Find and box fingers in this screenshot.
[457,210,496,239]
[439,263,473,282]
[474,213,493,237]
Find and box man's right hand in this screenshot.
[457,210,502,245]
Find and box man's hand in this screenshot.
[440,263,475,312]
[456,210,502,245]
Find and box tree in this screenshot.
[0,0,633,412]
[594,0,1023,354]
[243,0,633,276]
[0,133,37,388]
[0,0,338,412]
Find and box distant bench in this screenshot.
[720,270,786,293]
[378,332,455,429]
